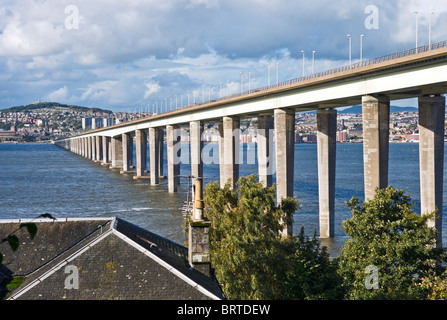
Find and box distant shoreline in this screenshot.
[0,141,53,145]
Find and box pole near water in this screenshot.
[188,178,211,276]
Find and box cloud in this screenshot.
[47,86,69,102]
[144,81,161,99]
[0,0,446,111]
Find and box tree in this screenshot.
[203,174,341,300]
[337,186,447,299]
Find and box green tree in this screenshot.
[203,175,341,300]
[337,186,447,300]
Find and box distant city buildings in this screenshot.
[1,105,446,144]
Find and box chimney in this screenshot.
[188,178,212,276]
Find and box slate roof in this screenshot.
[0,217,225,300]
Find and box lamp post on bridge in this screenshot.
[360,34,364,63]
[429,11,434,50]
[347,34,352,65]
[276,62,279,86]
[414,11,418,49]
[301,50,305,77]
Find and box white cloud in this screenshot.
[47,86,69,102]
[144,81,161,99]
[80,81,118,102]
[0,0,446,111]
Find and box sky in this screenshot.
[0,0,446,112]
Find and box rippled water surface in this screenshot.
[1,143,446,255]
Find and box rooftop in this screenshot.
[0,217,225,300]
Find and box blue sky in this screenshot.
[0,0,446,112]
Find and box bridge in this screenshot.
[55,40,447,247]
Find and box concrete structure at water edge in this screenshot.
[55,41,447,247]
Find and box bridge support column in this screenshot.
[95,136,102,162]
[221,116,240,189]
[92,136,97,161]
[159,129,165,178]
[362,95,390,201]
[111,136,123,168]
[418,95,445,247]
[317,108,337,238]
[274,108,295,237]
[257,115,274,187]
[218,120,225,188]
[108,138,112,164]
[134,129,148,178]
[102,136,110,165]
[87,137,93,160]
[149,128,160,185]
[190,121,204,185]
[121,133,133,173]
[82,137,86,157]
[167,125,180,193]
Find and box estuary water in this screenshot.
[0,143,446,255]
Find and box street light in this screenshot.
[267,63,270,88]
[414,11,418,49]
[347,34,352,65]
[248,72,251,92]
[429,11,434,50]
[276,62,279,86]
[312,51,316,75]
[360,34,364,63]
[301,50,305,77]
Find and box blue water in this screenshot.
[0,143,445,254]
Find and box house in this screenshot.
[0,217,225,300]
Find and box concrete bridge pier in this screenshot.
[121,133,133,173]
[102,136,110,165]
[257,114,274,187]
[91,136,97,161]
[167,125,180,193]
[221,116,240,190]
[81,137,85,157]
[362,94,390,201]
[95,136,102,162]
[418,95,445,247]
[317,108,337,239]
[158,129,165,179]
[274,108,295,237]
[87,136,92,160]
[190,121,204,186]
[110,136,123,169]
[134,129,149,179]
[108,138,112,165]
[149,128,160,185]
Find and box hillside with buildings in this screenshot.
[0,102,145,143]
[0,102,442,144]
